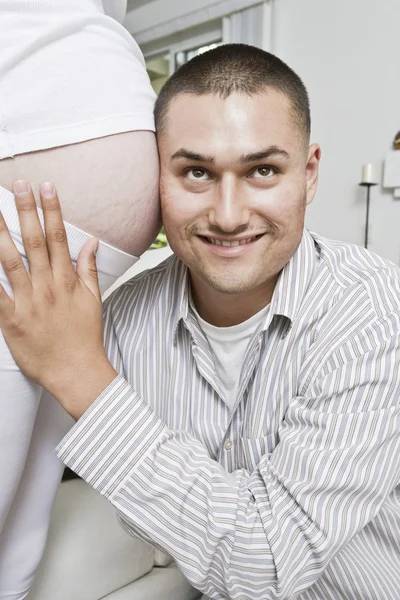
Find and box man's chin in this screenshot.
[199,271,257,296]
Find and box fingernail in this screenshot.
[13,180,30,195]
[93,238,99,256]
[40,182,55,198]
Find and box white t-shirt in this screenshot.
[191,299,270,411]
[0,0,155,159]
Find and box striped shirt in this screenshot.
[56,229,400,600]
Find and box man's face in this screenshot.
[158,91,320,298]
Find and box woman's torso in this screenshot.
[0,0,159,254]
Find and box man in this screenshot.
[0,44,399,600]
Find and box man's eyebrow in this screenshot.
[171,149,215,163]
[240,146,290,163]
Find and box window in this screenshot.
[174,41,223,70]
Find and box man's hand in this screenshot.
[0,180,117,419]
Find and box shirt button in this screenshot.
[224,439,233,451]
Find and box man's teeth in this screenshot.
[207,236,257,246]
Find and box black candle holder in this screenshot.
[358,182,378,249]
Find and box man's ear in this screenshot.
[305,143,321,206]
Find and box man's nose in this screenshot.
[208,177,250,232]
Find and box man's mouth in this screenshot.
[200,234,264,247]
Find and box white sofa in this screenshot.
[28,247,200,600]
[28,479,201,600]
[103,246,174,300]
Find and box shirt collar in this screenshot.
[269,229,319,332]
[172,229,320,342]
[171,258,191,343]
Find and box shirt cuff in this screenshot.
[55,374,169,498]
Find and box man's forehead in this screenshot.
[159,91,295,156]
[165,90,291,123]
[168,94,286,133]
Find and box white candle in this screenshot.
[361,163,377,184]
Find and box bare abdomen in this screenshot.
[0,132,161,256]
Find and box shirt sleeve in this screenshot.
[55,308,400,600]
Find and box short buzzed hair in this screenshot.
[154,43,311,142]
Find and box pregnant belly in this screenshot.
[0,132,161,256]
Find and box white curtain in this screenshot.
[223,2,271,50]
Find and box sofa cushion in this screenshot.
[116,511,173,567]
[153,547,174,567]
[28,479,154,600]
[101,565,201,600]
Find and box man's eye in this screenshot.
[185,168,210,180]
[251,166,276,178]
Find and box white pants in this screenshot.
[0,186,137,599]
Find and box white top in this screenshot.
[0,0,155,159]
[191,298,270,410]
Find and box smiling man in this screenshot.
[0,44,399,600]
[159,85,319,327]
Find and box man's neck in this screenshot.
[190,274,279,327]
